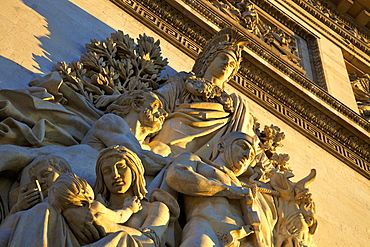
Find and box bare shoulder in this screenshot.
[143,200,168,211]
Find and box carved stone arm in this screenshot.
[141,201,170,242]
[166,153,250,199]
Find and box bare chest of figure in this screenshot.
[184,163,245,227]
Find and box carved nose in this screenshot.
[113,166,120,179]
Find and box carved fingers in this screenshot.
[124,196,142,213]
[16,186,41,211]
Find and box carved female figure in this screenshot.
[93,145,170,246]
[152,27,255,159]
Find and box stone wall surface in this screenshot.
[317,37,359,112]
[0,0,194,89]
[0,0,369,246]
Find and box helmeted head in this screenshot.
[211,131,257,176]
[94,145,147,202]
[28,154,72,198]
[192,27,248,87]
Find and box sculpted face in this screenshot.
[224,138,255,176]
[30,164,61,198]
[102,156,133,194]
[139,93,167,133]
[204,50,238,88]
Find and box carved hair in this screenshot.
[48,173,94,212]
[94,145,147,201]
[211,131,257,164]
[192,27,248,80]
[28,154,72,178]
[106,90,154,118]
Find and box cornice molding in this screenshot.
[282,0,370,60]
[233,62,370,179]
[110,0,370,178]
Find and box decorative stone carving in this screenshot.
[82,90,170,175]
[164,131,317,247]
[236,62,370,178]
[257,124,286,156]
[350,73,370,121]
[165,132,270,246]
[0,147,172,246]
[114,0,329,89]
[152,27,256,158]
[283,0,370,64]
[208,0,301,67]
[7,154,72,216]
[0,29,319,246]
[304,0,370,46]
[270,169,317,247]
[55,31,169,106]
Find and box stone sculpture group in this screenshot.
[0,27,317,246]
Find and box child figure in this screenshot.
[48,173,142,229]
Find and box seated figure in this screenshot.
[0,147,170,247]
[165,131,277,247]
[62,145,171,246]
[48,173,144,246]
[152,27,255,159]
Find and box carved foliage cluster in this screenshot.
[255,123,291,177]
[55,31,168,104]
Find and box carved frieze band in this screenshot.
[112,0,327,89]
[110,0,370,178]
[282,0,370,61]
[233,64,370,178]
[181,0,327,89]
